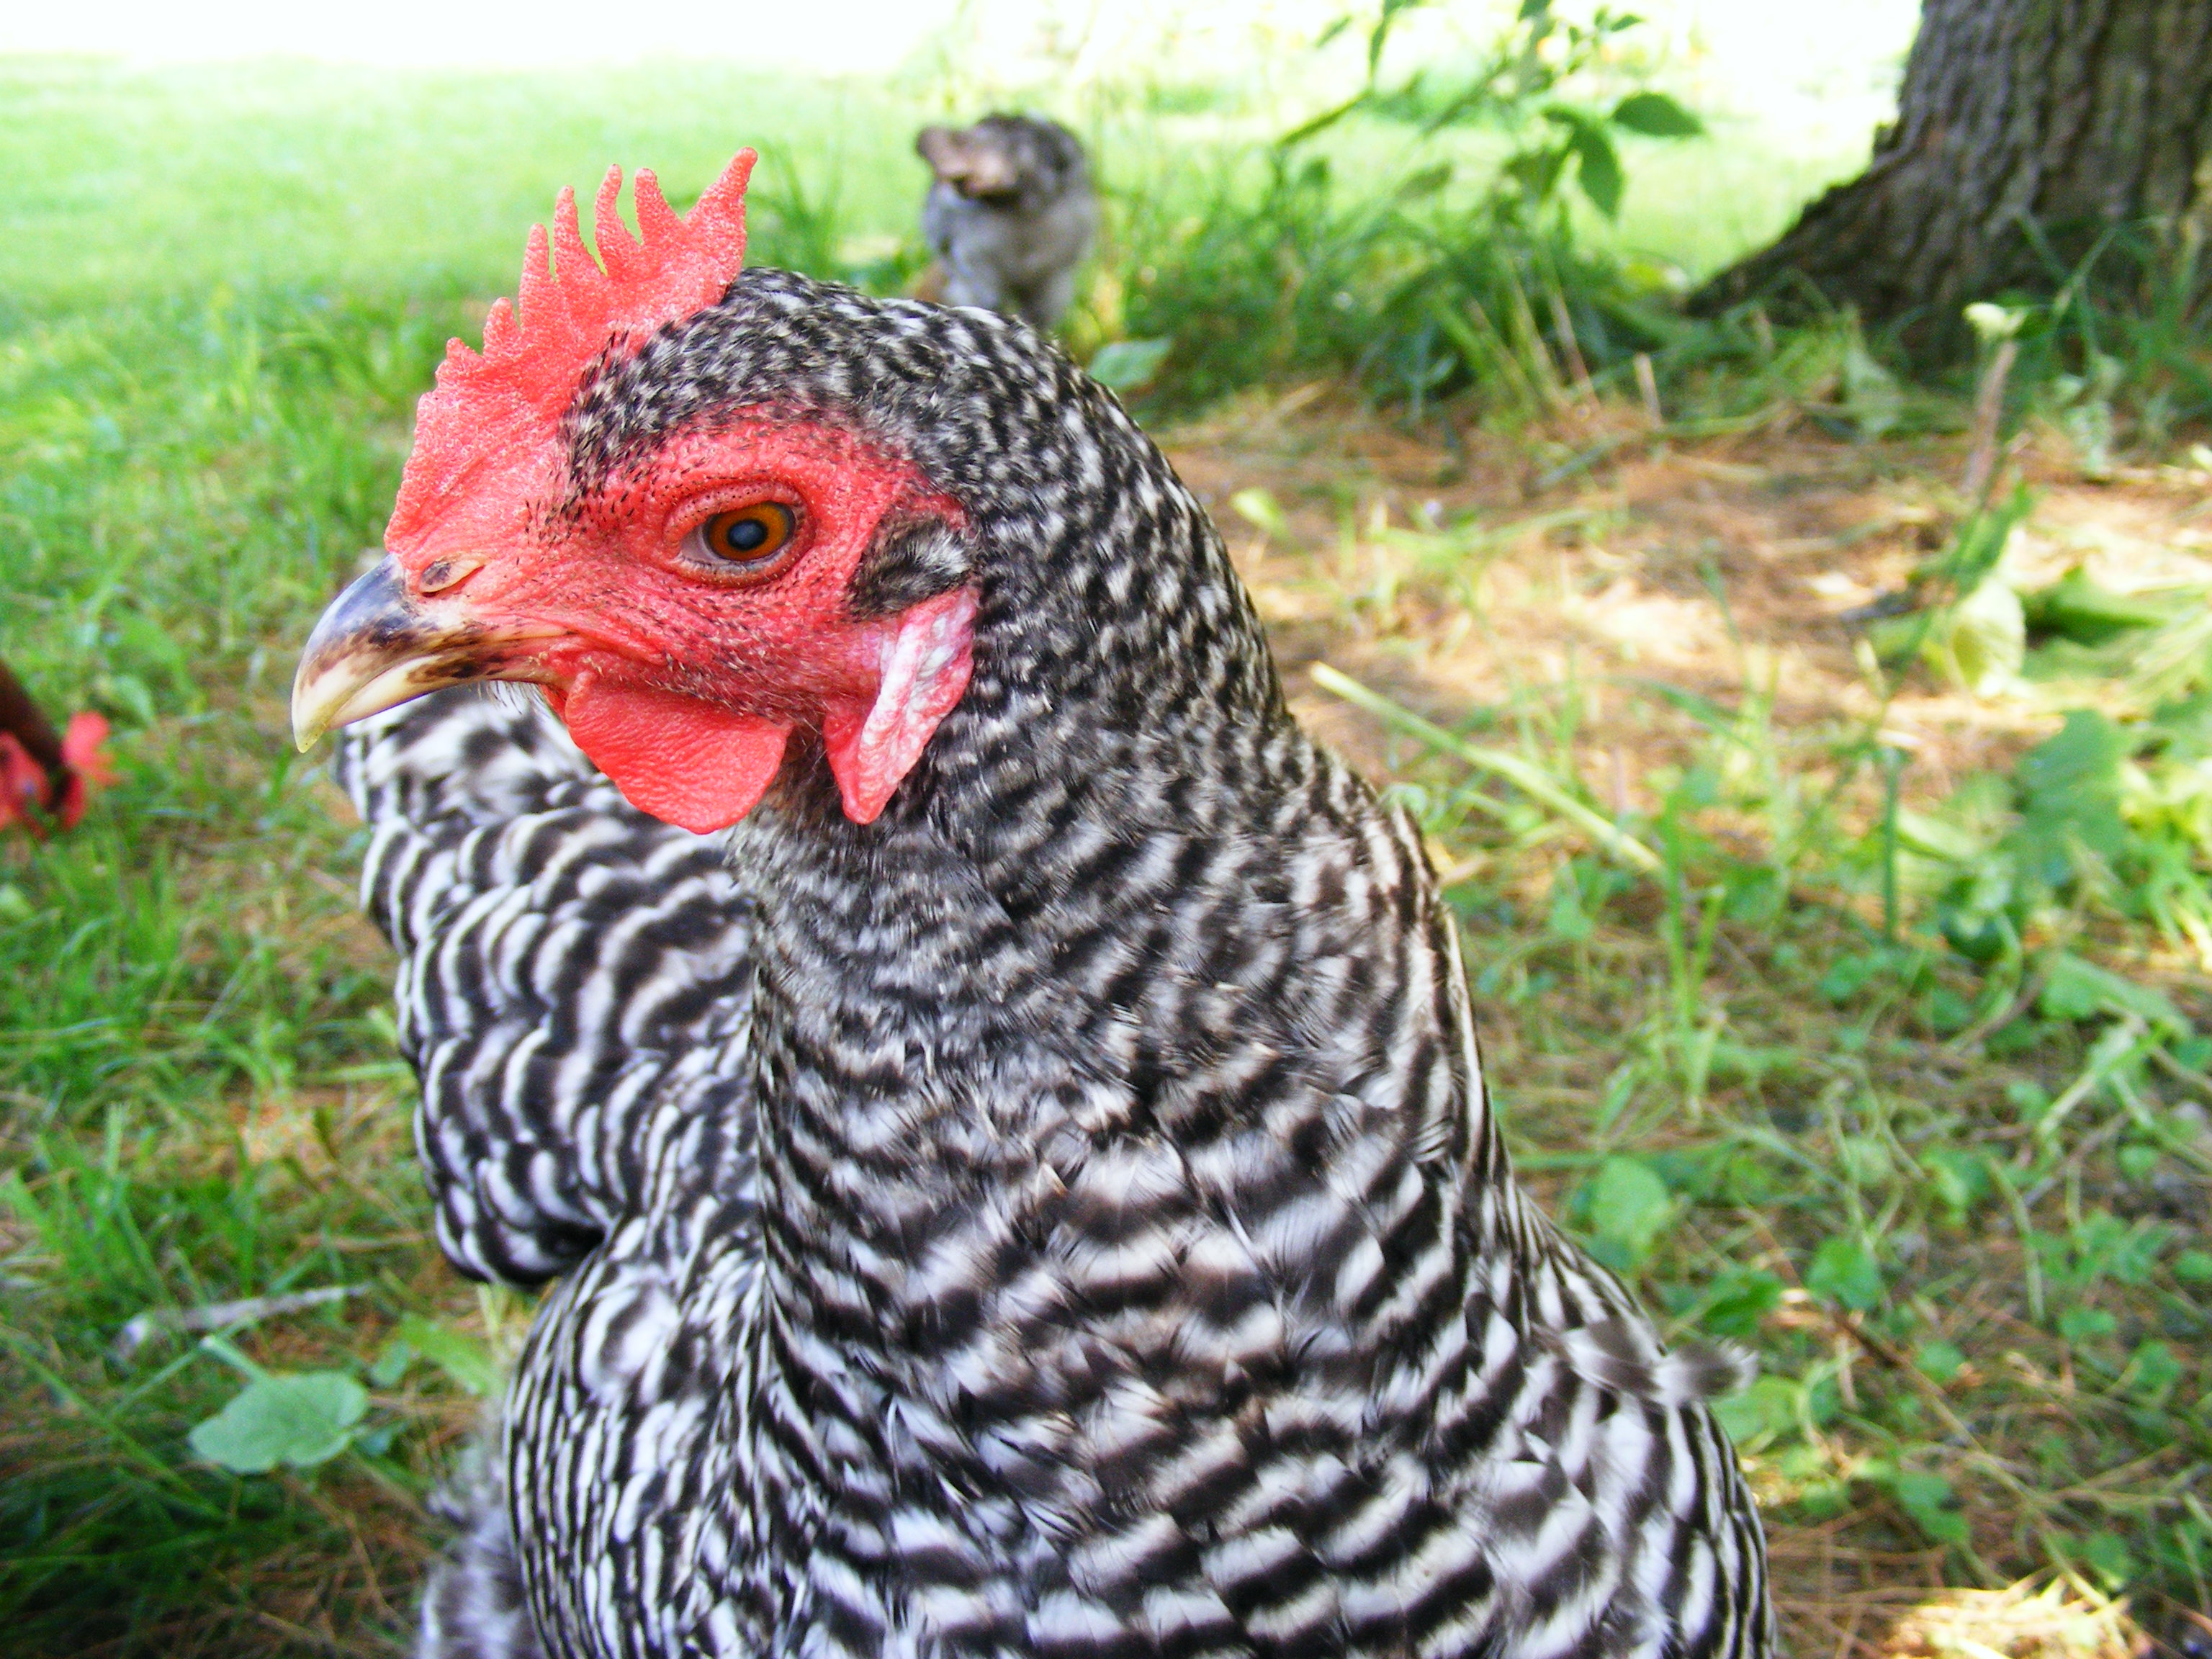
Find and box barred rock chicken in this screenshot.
[294,149,1773,1659]
[917,114,1097,331]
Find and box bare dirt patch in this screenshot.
[1169,395,2212,807]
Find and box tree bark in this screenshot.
[1693,0,2212,358]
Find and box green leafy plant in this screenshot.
[1575,1154,1677,1272]
[1294,1,1702,224]
[189,1357,369,1475]
[1119,1,1704,414]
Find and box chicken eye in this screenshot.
[698,503,797,567]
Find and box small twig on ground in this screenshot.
[1311,664,1661,873]
[1961,338,2019,503]
[1634,352,1663,426]
[2019,1107,2134,1209]
[1992,1168,2047,1325]
[1547,289,1595,403]
[2149,1043,2212,1102]
[249,1608,379,1658]
[112,1285,361,1363]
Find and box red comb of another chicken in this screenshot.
[390,149,757,542]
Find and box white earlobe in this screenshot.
[822,586,977,824]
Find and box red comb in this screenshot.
[390,149,757,542]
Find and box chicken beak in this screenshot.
[291,555,548,751]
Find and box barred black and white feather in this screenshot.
[339,268,1774,1659]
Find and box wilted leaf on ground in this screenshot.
[1229,487,1290,540]
[1924,577,2024,696]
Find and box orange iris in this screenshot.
[700,503,797,566]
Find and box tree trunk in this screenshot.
[1693,0,2212,358]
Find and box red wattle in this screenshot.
[0,733,40,832]
[562,676,791,834]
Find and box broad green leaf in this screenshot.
[2013,711,2130,886]
[1712,1375,1797,1446]
[1894,806,1992,865]
[1395,163,1453,200]
[369,1336,414,1388]
[1888,1469,1969,1545]
[1923,577,2023,696]
[1503,145,1569,204]
[1914,1340,1966,1385]
[1570,124,1623,218]
[2174,1248,2212,1284]
[1609,90,1703,138]
[1804,1236,1883,1312]
[1817,951,1880,1003]
[2115,1143,2159,1182]
[1545,870,1592,943]
[1087,337,1173,393]
[1699,1267,1783,1339]
[188,1372,367,1473]
[2065,1209,2167,1285]
[1835,1133,1892,1187]
[1588,1155,1673,1264]
[2119,1339,2181,1403]
[1840,339,1903,439]
[2056,1305,2117,1346]
[2037,950,2185,1033]
[1921,1148,1990,1220]
[2081,1531,2134,1591]
[2019,565,2168,646]
[1817,947,1915,1004]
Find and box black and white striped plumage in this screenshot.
[333,267,1773,1659]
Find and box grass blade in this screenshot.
[1310,664,1660,873]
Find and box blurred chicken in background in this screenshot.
[0,656,112,835]
[916,113,1096,331]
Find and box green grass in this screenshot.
[0,58,935,307]
[1,48,2208,1659]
